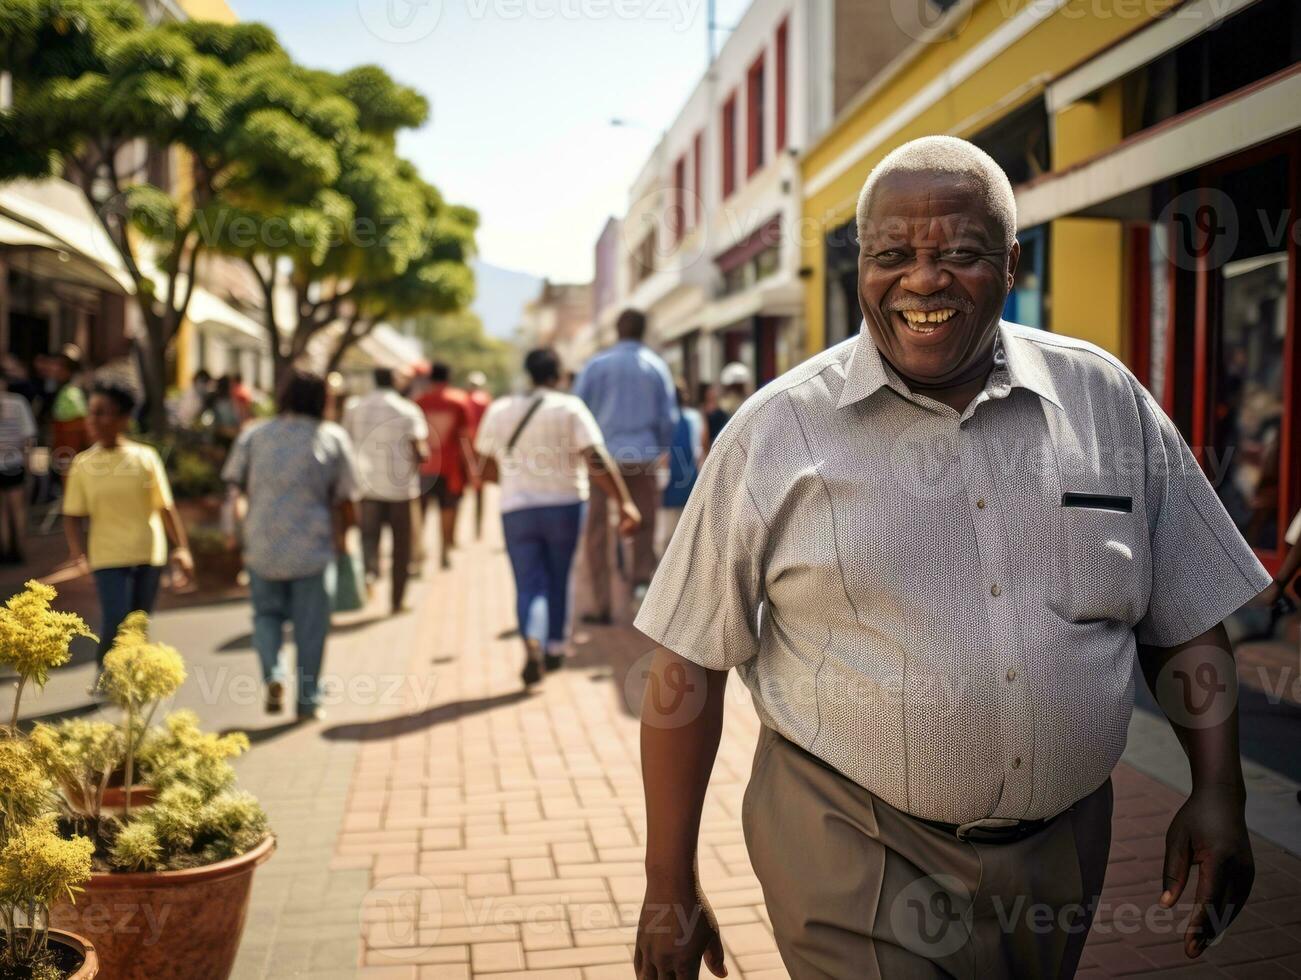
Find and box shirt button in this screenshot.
[1013,757,1022,769]
[990,583,1001,597]
[976,498,986,509]
[1006,668,1017,682]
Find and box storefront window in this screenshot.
[1209,154,1291,553]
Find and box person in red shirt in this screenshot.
[416,362,475,569]
[464,370,493,540]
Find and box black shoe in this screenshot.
[580,612,612,626]
[521,658,543,686]
[265,681,285,714]
[544,653,565,673]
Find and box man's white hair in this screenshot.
[856,135,1017,250]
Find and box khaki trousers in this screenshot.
[584,461,659,615]
[742,727,1112,980]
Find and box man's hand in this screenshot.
[618,500,642,537]
[635,878,727,979]
[1160,788,1254,958]
[170,546,194,589]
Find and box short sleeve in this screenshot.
[62,457,88,517]
[473,400,504,456]
[16,400,35,442]
[221,429,252,490]
[333,428,361,502]
[147,448,174,510]
[409,405,429,443]
[1134,384,1272,647]
[569,399,603,452]
[634,435,766,670]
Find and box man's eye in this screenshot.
[941,249,977,262]
[874,250,906,264]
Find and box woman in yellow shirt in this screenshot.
[62,379,193,672]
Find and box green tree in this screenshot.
[408,309,515,394]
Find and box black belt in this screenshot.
[915,814,1053,845]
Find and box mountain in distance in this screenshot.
[471,258,543,341]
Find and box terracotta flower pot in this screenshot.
[2,929,98,979]
[49,928,100,979]
[49,836,275,980]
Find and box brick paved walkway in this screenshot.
[336,500,1301,979]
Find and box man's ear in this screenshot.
[1006,239,1021,290]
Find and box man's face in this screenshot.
[857,171,1019,388]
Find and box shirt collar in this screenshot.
[836,320,1063,411]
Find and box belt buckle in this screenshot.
[954,817,1020,843]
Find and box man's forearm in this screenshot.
[641,648,728,884]
[586,446,633,506]
[1139,623,1245,794]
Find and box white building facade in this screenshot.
[617,0,910,393]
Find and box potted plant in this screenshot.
[0,590,275,980]
[0,585,100,979]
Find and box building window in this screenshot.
[775,19,789,153]
[1003,225,1048,329]
[631,229,656,285]
[721,94,737,199]
[968,98,1050,185]
[672,155,687,244]
[824,218,860,348]
[747,54,766,178]
[693,131,703,226]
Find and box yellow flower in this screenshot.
[0,582,95,688]
[0,816,93,908]
[100,635,187,710]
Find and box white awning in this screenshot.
[1017,65,1301,229]
[186,286,266,345]
[353,323,426,371]
[0,182,133,292]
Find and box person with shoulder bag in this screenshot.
[475,348,640,686]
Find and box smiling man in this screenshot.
[631,136,1270,979]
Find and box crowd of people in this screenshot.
[1,315,759,718]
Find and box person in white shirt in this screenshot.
[343,368,429,613]
[0,370,36,563]
[475,348,642,686]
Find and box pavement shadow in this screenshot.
[319,691,532,742]
[224,717,313,745]
[566,622,659,720]
[215,614,397,653]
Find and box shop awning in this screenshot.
[1017,64,1301,229]
[185,286,267,345]
[0,182,133,293]
[355,323,426,371]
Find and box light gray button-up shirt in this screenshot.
[635,321,1270,825]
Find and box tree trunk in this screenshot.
[137,312,171,435]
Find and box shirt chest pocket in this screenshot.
[1050,492,1151,626]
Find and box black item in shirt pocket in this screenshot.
[1061,492,1133,513]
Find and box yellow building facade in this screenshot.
[801,0,1301,568]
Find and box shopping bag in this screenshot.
[331,547,366,613]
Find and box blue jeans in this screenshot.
[93,564,164,667]
[502,502,585,650]
[248,570,332,711]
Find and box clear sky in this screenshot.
[230,0,752,283]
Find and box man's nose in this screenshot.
[899,251,951,295]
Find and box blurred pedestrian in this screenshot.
[415,362,474,570]
[656,382,708,556]
[222,368,360,720]
[48,347,89,479]
[62,379,193,676]
[0,369,36,563]
[343,368,428,614]
[209,376,241,437]
[230,373,254,424]
[475,348,641,686]
[465,370,493,540]
[573,309,676,623]
[176,369,213,428]
[706,361,751,441]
